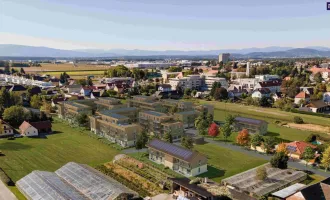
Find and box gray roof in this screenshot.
[16,171,88,200]
[16,162,138,200]
[272,183,306,198]
[147,139,203,162]
[175,110,197,115]
[235,117,266,125]
[143,110,166,117]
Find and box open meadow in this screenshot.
[0,119,119,182]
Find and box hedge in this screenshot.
[0,168,14,186]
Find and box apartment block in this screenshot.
[139,110,183,140]
[128,95,161,111]
[169,75,203,90]
[57,100,93,120]
[147,139,208,177]
[233,117,268,135]
[95,97,126,111]
[161,99,194,111]
[90,108,140,147]
[174,110,198,128]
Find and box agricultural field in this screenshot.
[0,120,119,182]
[194,143,267,182]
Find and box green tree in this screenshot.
[270,152,289,169]
[20,67,25,74]
[30,95,42,109]
[221,123,232,142]
[163,132,173,143]
[321,146,330,171]
[3,106,26,127]
[251,134,263,149]
[314,72,323,83]
[0,87,11,112]
[293,116,304,124]
[184,88,192,96]
[169,105,178,114]
[136,131,149,155]
[213,87,228,100]
[263,136,276,154]
[302,146,315,167]
[181,136,194,150]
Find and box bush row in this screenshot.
[0,168,14,186]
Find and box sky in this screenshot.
[0,0,329,50]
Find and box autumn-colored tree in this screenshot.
[236,129,250,146]
[208,123,219,139]
[276,143,288,154]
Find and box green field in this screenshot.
[194,143,267,182]
[45,70,105,76]
[194,100,330,142]
[0,120,119,182]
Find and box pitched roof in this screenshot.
[285,141,316,155]
[30,121,52,130]
[295,177,330,200]
[19,121,33,133]
[9,85,26,92]
[146,139,204,162]
[235,117,266,125]
[308,100,329,109]
[159,84,172,89]
[295,91,310,98]
[169,178,213,198]
[254,88,271,94]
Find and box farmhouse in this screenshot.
[146,139,208,177]
[0,120,14,137]
[294,92,310,104]
[283,141,317,160]
[233,117,268,135]
[19,121,38,137]
[19,121,52,136]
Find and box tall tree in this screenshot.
[251,134,263,150]
[221,123,232,142]
[208,123,219,139]
[302,146,315,167]
[321,146,330,172]
[20,67,25,74]
[3,106,26,127]
[270,152,289,169]
[30,95,42,109]
[181,136,194,150]
[163,131,173,143]
[263,136,276,154]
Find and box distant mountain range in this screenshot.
[1,44,330,58]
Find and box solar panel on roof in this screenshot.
[287,146,297,152]
[235,117,263,125]
[149,139,194,160]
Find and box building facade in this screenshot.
[147,139,208,177]
[218,53,230,63]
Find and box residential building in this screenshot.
[272,92,283,102]
[255,74,280,81]
[89,108,139,147]
[174,110,198,128]
[231,78,259,90]
[95,97,126,111]
[57,100,93,120]
[80,86,94,96]
[63,84,81,94]
[233,117,268,135]
[147,139,208,177]
[300,87,314,95]
[227,85,248,98]
[161,99,194,111]
[139,110,183,140]
[0,120,14,137]
[218,53,230,63]
[294,92,310,104]
[203,75,228,90]
[308,66,330,81]
[169,75,203,90]
[306,100,330,113]
[286,177,330,200]
[16,162,138,200]
[128,95,161,111]
[19,121,38,137]
[283,141,316,160]
[271,183,306,200]
[251,88,271,98]
[29,121,52,134]
[125,62,175,69]
[254,79,281,93]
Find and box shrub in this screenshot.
[293,116,304,124]
[255,166,267,181]
[305,134,317,143]
[0,168,14,186]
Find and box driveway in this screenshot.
[205,138,330,177]
[0,181,17,200]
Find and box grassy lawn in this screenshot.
[194,143,267,182]
[0,120,119,183]
[198,100,330,127]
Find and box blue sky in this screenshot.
[0,0,329,50]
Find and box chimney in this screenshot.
[246,62,250,77]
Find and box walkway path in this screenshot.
[0,181,17,200]
[205,138,330,177]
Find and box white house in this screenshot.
[254,80,281,93]
[294,91,310,104]
[19,121,38,137]
[252,88,271,98]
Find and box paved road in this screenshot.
[0,181,17,200]
[205,138,330,177]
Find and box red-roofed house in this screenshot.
[19,121,52,137]
[284,141,316,159]
[294,92,310,104]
